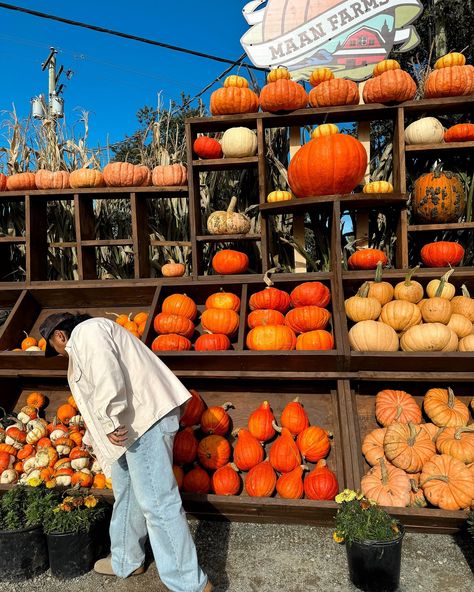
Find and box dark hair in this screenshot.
[55,314,93,338]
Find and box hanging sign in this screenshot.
[241,0,423,81]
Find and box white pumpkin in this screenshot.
[25,346,42,352]
[69,414,84,427]
[71,455,91,471]
[207,196,251,235]
[0,469,18,484]
[23,456,37,473]
[91,459,102,474]
[221,127,258,158]
[404,117,445,145]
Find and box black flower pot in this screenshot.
[47,530,98,579]
[346,525,405,592]
[0,526,49,581]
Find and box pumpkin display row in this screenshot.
[360,387,474,510]
[209,55,474,119]
[149,278,334,352]
[0,162,188,192]
[172,390,338,500]
[346,266,474,353]
[0,392,110,489]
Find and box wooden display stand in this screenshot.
[0,96,473,533]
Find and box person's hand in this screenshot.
[107,425,128,446]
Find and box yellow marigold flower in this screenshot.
[333,532,345,544]
[63,496,75,504]
[60,502,73,512]
[335,489,358,503]
[84,495,98,508]
[391,523,399,534]
[45,479,56,489]
[27,477,42,488]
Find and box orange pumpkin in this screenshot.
[233,428,264,471]
[92,473,108,489]
[210,81,259,116]
[247,401,275,442]
[6,172,36,191]
[162,260,186,277]
[363,69,416,103]
[200,403,233,436]
[420,454,474,510]
[247,309,285,328]
[0,173,7,192]
[269,427,301,473]
[26,391,47,409]
[249,283,291,313]
[280,398,309,436]
[424,65,474,99]
[103,162,151,187]
[288,133,367,198]
[413,171,465,223]
[162,294,197,320]
[194,334,231,351]
[212,250,249,275]
[296,426,331,462]
[183,465,210,494]
[436,426,474,464]
[212,464,241,496]
[153,313,194,338]
[245,461,277,497]
[180,389,206,427]
[21,335,38,351]
[56,404,77,426]
[285,306,331,333]
[276,465,305,499]
[246,325,296,351]
[296,330,334,350]
[424,387,470,427]
[309,78,359,107]
[303,459,338,500]
[362,428,387,466]
[360,458,411,507]
[375,390,422,426]
[420,241,465,267]
[35,169,70,190]
[205,290,240,312]
[348,249,388,270]
[152,164,187,187]
[201,309,239,336]
[151,334,192,352]
[290,282,331,308]
[71,470,93,488]
[69,168,105,188]
[259,78,308,113]
[172,427,199,465]
[383,422,436,473]
[197,435,231,470]
[444,123,474,143]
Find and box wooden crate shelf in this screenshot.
[405,141,474,153]
[408,222,474,232]
[192,157,258,171]
[341,378,472,533]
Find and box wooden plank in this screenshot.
[142,284,163,348]
[402,95,474,114]
[131,192,150,279]
[186,122,200,280]
[256,118,269,273]
[74,194,96,281]
[81,239,134,247]
[406,141,474,152]
[289,127,306,273]
[0,186,189,198]
[260,193,406,215]
[0,290,41,351]
[236,284,248,352]
[0,236,26,244]
[150,240,192,247]
[393,107,406,194]
[191,157,259,171]
[49,242,77,248]
[408,222,474,232]
[396,207,409,268]
[25,196,48,282]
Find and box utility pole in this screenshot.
[31,47,73,122]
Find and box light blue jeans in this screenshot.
[110,409,208,591]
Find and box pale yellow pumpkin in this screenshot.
[451,285,474,321]
[311,124,339,139]
[393,267,424,303]
[400,323,452,352]
[447,313,473,338]
[348,320,399,352]
[344,282,381,322]
[380,300,422,332]
[426,270,456,300]
[441,328,459,352]
[404,118,445,145]
[420,297,452,324]
[221,127,257,158]
[207,196,251,235]
[458,334,474,351]
[367,263,394,305]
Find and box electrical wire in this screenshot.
[0,2,265,71]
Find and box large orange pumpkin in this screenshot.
[69,168,105,188]
[420,241,465,267]
[161,294,197,320]
[259,78,308,113]
[290,281,331,308]
[210,80,259,115]
[6,172,36,191]
[424,65,474,99]
[423,387,470,427]
[103,162,151,187]
[0,173,7,192]
[151,334,192,351]
[288,133,367,197]
[383,422,436,473]
[296,330,334,350]
[205,290,240,312]
[152,164,187,187]
[309,78,359,107]
[212,250,249,275]
[153,313,194,338]
[246,325,296,350]
[360,458,411,507]
[444,123,474,143]
[247,309,285,328]
[35,170,70,190]
[348,248,388,270]
[363,69,416,103]
[284,306,331,333]
[249,286,291,313]
[375,389,422,426]
[412,171,465,223]
[420,454,474,510]
[201,308,239,336]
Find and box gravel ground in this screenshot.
[0,520,472,591]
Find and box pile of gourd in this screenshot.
[0,392,110,489]
[361,387,474,510]
[172,390,338,500]
[346,265,474,352]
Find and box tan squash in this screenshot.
[436,426,474,464]
[344,282,381,322]
[400,323,452,352]
[441,328,459,352]
[362,428,387,466]
[420,279,453,324]
[367,262,394,305]
[348,320,399,352]
[383,422,436,474]
[459,334,474,351]
[426,270,456,300]
[207,196,251,235]
[380,300,422,332]
[424,387,470,428]
[451,285,474,321]
[393,267,424,303]
[447,313,473,338]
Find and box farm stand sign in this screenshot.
[241,0,423,81]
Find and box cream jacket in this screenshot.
[65,317,191,477]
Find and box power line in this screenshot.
[0,2,265,71]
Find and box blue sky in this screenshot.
[0,1,266,151]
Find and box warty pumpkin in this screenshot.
[201,308,239,336]
[207,196,251,235]
[288,133,367,198]
[212,249,249,275]
[285,305,331,333]
[308,78,359,108]
[360,457,411,507]
[394,267,424,303]
[246,325,296,351]
[375,390,422,426]
[269,427,301,473]
[245,461,276,497]
[221,127,257,158]
[247,401,276,442]
[413,171,465,223]
[383,422,436,473]
[404,117,445,145]
[276,465,305,499]
[423,387,470,427]
[444,123,474,143]
[380,300,422,332]
[400,323,452,352]
[348,249,388,271]
[424,65,474,99]
[212,463,241,496]
[345,282,382,322]
[348,320,399,352]
[296,425,331,462]
[152,164,187,187]
[197,435,231,470]
[363,69,416,103]
[210,80,259,115]
[420,454,474,510]
[259,78,308,113]
[362,428,387,466]
[303,459,338,500]
[162,294,197,320]
[436,426,474,464]
[420,241,465,267]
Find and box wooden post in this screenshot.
[290,127,306,273]
[355,81,371,249]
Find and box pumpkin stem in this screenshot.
[409,478,419,493]
[454,426,474,439]
[231,427,242,438]
[447,387,456,409]
[315,459,327,469]
[434,269,455,298]
[407,422,420,446]
[229,462,240,472]
[292,397,300,403]
[272,420,282,433]
[356,282,371,298]
[404,266,419,285]
[105,312,120,318]
[379,457,389,485]
[461,284,471,298]
[263,267,281,288]
[374,261,384,283]
[420,474,449,485]
[301,464,310,471]
[227,196,238,213]
[221,402,234,411]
